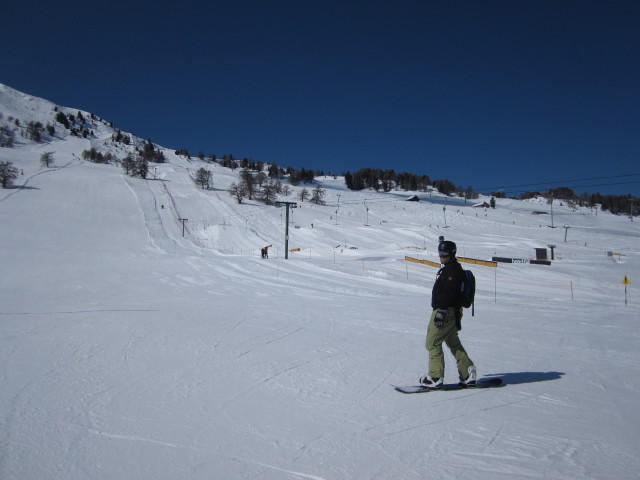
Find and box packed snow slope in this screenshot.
[1,83,639,479]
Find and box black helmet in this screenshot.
[438,240,457,257]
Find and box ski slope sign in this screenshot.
[622,276,631,306]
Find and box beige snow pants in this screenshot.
[425,307,474,380]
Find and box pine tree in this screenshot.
[0,126,15,147]
[121,154,135,175]
[55,112,70,129]
[311,185,326,204]
[0,161,20,188]
[40,152,55,168]
[135,157,149,179]
[26,121,44,142]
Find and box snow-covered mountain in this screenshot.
[1,82,639,479]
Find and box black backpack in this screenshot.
[460,269,476,316]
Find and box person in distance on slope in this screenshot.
[420,240,476,389]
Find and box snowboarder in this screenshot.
[261,247,269,259]
[420,239,476,389]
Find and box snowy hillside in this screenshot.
[1,83,639,479]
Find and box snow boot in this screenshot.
[419,375,443,389]
[459,365,477,387]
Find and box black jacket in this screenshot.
[431,259,465,310]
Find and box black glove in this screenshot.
[434,309,447,328]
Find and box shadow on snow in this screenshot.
[485,371,565,385]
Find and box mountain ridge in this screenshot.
[2,81,637,209]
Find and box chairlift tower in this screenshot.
[178,218,188,237]
[364,200,370,226]
[275,201,298,259]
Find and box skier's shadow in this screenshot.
[484,371,564,385]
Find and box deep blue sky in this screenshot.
[3,1,639,196]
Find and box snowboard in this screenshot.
[393,377,503,394]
